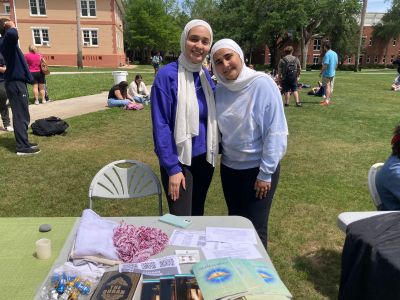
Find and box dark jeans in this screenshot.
[160,153,214,216]
[0,81,10,127]
[220,163,281,248]
[5,81,31,151]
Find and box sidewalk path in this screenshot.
[0,92,109,134]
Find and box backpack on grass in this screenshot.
[31,116,69,136]
[284,57,298,81]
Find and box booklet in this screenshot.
[192,258,292,300]
[192,257,248,300]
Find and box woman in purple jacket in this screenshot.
[151,20,218,216]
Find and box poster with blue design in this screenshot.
[192,257,248,300]
[192,258,292,300]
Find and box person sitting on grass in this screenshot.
[107,81,134,108]
[307,81,326,97]
[375,123,400,210]
[128,74,150,104]
[391,76,400,92]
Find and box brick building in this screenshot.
[255,12,400,67]
[2,0,125,67]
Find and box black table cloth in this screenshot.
[339,212,400,300]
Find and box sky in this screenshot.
[367,0,392,12]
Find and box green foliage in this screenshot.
[124,0,181,59]
[373,0,400,41]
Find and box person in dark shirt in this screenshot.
[107,81,134,107]
[376,124,400,210]
[0,51,12,132]
[393,55,400,75]
[0,19,39,155]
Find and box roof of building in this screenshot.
[363,12,384,26]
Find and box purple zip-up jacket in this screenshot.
[151,61,215,176]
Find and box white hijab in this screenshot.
[175,20,218,167]
[210,39,267,91]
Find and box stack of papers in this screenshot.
[169,227,262,260]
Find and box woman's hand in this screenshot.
[169,172,186,201]
[254,179,271,199]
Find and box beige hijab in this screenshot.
[175,20,218,166]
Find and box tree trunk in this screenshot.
[355,0,368,72]
[76,0,83,69]
[301,27,307,70]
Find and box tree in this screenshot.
[124,0,181,62]
[373,0,400,64]
[321,0,361,65]
[355,0,367,71]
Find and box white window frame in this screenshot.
[361,35,366,45]
[81,0,96,18]
[31,27,50,46]
[29,0,47,16]
[82,28,98,47]
[369,37,372,46]
[393,39,397,46]
[366,56,370,63]
[313,56,319,65]
[382,55,386,64]
[313,39,321,51]
[391,55,395,63]
[347,56,352,64]
[374,56,378,63]
[3,3,10,15]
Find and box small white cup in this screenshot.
[35,238,51,260]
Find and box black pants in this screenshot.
[5,81,31,151]
[220,163,280,248]
[160,154,214,216]
[0,81,10,127]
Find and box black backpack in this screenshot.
[284,57,298,81]
[31,116,69,136]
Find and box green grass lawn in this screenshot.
[27,65,155,102]
[0,68,399,299]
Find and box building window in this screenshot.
[30,0,46,16]
[313,39,321,51]
[32,28,49,45]
[313,56,319,65]
[361,36,366,45]
[369,37,372,46]
[347,56,352,64]
[359,56,363,64]
[374,56,378,63]
[391,55,395,63]
[393,39,397,46]
[3,3,10,14]
[82,29,98,46]
[382,55,386,64]
[81,0,96,17]
[366,56,370,63]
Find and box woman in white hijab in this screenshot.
[211,39,288,247]
[151,20,218,216]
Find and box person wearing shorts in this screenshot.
[320,42,338,106]
[278,46,302,107]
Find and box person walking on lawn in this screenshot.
[0,19,39,155]
[278,46,302,107]
[319,41,338,106]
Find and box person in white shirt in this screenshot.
[128,74,150,104]
[211,39,288,247]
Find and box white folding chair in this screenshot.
[88,160,163,215]
[367,162,384,210]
